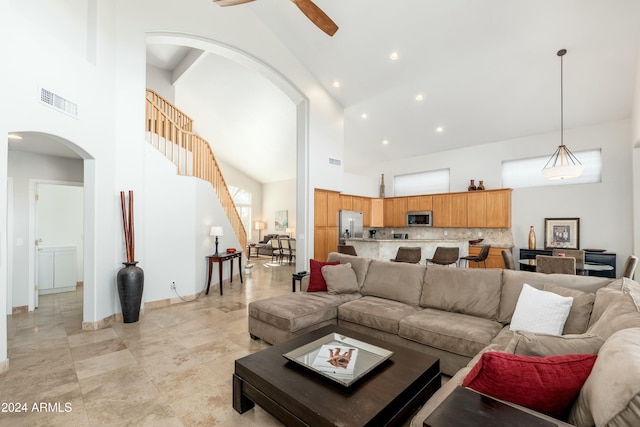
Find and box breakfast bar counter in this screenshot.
[345,238,468,264]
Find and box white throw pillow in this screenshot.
[510,283,574,336]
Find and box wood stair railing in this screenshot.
[144,89,247,250]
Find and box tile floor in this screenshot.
[1,258,294,426]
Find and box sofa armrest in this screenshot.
[300,275,310,292]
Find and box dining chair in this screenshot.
[460,244,491,268]
[536,255,576,275]
[337,245,358,256]
[425,247,459,267]
[501,249,516,270]
[270,238,283,264]
[552,249,585,273]
[391,247,422,264]
[621,255,639,279]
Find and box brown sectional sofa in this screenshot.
[247,252,640,426]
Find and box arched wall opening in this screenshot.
[145,32,310,268]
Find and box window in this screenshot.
[394,169,450,196]
[502,149,601,189]
[229,186,252,237]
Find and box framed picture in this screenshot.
[544,218,580,249]
[275,210,288,231]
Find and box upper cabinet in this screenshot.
[383,197,408,227]
[467,189,512,228]
[433,193,467,227]
[370,198,384,227]
[407,195,433,211]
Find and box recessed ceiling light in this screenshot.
[8,134,22,140]
[332,81,340,88]
[435,126,445,134]
[415,94,424,102]
[389,52,399,61]
[382,139,389,145]
[361,113,368,119]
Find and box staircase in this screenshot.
[144,89,247,250]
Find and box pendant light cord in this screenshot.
[558,49,566,147]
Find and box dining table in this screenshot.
[518,259,614,276]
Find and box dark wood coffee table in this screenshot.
[233,325,441,426]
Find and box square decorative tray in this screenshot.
[283,332,394,387]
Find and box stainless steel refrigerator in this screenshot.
[338,210,364,243]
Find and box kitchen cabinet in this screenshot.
[352,197,371,227]
[339,194,353,210]
[407,195,433,212]
[383,197,408,227]
[433,193,467,227]
[370,198,384,227]
[314,189,341,260]
[38,246,77,294]
[467,189,512,228]
[486,189,512,228]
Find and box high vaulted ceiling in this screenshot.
[149,0,640,183]
[12,1,640,186]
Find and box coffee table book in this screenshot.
[283,332,393,387]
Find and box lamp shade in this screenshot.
[210,226,224,237]
[254,221,266,230]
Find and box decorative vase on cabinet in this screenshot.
[477,180,485,190]
[380,174,385,198]
[528,226,536,250]
[468,179,477,191]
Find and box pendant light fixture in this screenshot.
[542,49,584,180]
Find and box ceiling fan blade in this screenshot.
[290,0,339,36]
[213,0,256,6]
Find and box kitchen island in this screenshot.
[345,238,468,264]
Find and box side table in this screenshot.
[424,386,554,427]
[246,244,259,260]
[206,252,243,295]
[291,272,308,292]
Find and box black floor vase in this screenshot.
[117,262,144,323]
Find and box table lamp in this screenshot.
[210,226,223,255]
[286,227,295,238]
[255,221,266,242]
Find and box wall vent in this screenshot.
[40,88,78,117]
[329,158,341,166]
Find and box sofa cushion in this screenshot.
[327,252,372,288]
[249,292,359,332]
[505,331,604,357]
[543,283,595,335]
[510,284,573,336]
[498,270,611,324]
[421,266,503,320]
[338,296,422,334]
[569,328,640,427]
[360,260,425,306]
[308,259,340,292]
[399,309,504,358]
[588,277,640,328]
[462,352,597,420]
[322,263,359,294]
[587,292,640,340]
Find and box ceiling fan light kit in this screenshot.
[213,0,338,36]
[542,48,584,181]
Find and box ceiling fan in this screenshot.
[213,0,339,36]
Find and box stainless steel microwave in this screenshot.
[407,211,433,227]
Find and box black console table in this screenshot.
[519,249,616,278]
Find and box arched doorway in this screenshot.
[145,32,310,270]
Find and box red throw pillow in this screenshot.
[461,352,597,420]
[307,260,340,292]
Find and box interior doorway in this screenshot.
[33,181,84,308]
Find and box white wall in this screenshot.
[347,119,633,268]
[36,183,84,282]
[263,179,297,236]
[217,160,264,242]
[146,64,175,104]
[7,152,84,308]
